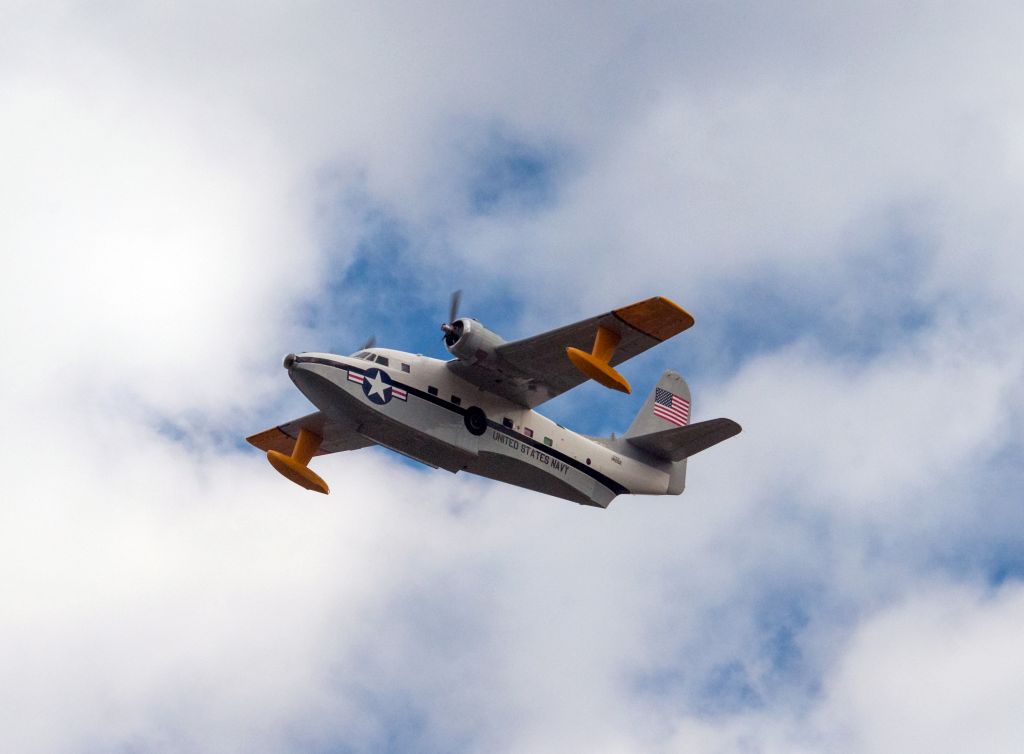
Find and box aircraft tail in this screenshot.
[624,370,692,438]
[623,370,741,494]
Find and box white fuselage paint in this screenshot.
[288,349,672,507]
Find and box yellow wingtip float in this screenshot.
[265,427,330,494]
[566,325,632,393]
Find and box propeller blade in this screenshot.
[360,335,376,350]
[448,289,462,324]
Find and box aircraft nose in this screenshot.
[283,353,297,369]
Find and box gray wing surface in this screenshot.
[447,296,694,408]
[247,411,375,456]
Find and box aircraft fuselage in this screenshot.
[287,349,673,507]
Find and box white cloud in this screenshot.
[660,582,1024,754]
[821,583,1024,754]
[711,319,1020,513]
[1,11,334,416]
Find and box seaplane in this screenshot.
[248,294,741,507]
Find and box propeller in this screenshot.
[440,289,463,347]
[359,334,376,351]
[448,289,462,324]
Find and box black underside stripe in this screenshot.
[293,356,629,495]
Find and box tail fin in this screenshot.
[623,370,741,495]
[624,370,692,439]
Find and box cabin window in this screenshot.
[523,427,534,438]
[451,395,462,406]
[427,386,438,396]
[543,437,553,447]
[502,417,513,429]
[401,362,411,373]
[375,356,389,367]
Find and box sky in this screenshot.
[2,1,1023,752]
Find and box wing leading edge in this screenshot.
[447,296,694,408]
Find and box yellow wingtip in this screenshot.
[613,296,694,341]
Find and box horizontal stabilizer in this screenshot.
[626,418,741,462]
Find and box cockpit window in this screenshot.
[353,351,370,359]
[365,354,377,362]
[375,356,389,367]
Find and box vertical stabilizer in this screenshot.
[619,370,741,496]
[625,370,692,495]
[624,370,691,439]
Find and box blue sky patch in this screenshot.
[464,130,567,215]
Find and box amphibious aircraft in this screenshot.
[247,294,741,507]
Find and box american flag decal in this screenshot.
[347,371,364,384]
[391,386,407,401]
[653,387,690,427]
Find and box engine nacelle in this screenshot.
[445,318,505,363]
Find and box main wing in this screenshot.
[447,296,694,408]
[247,411,375,456]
